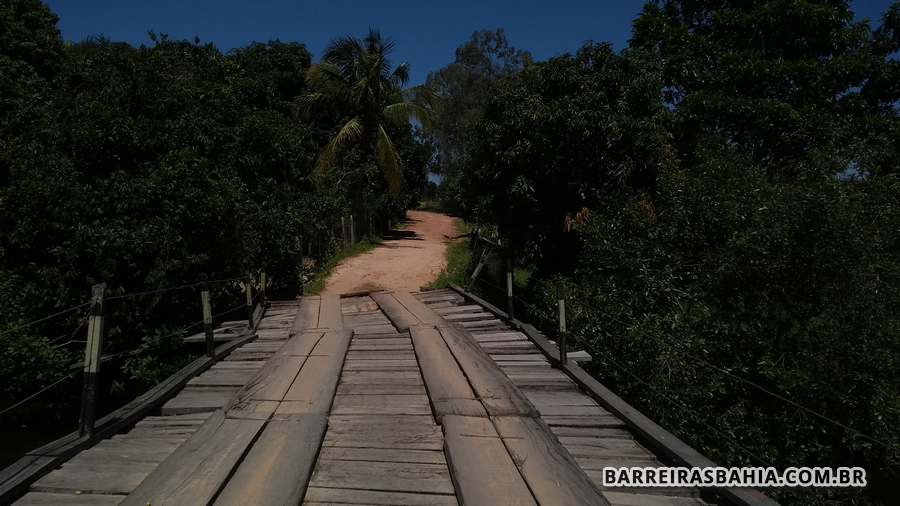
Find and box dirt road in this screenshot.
[321,210,458,294]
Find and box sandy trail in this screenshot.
[321,210,458,294]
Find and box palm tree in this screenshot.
[302,29,432,193]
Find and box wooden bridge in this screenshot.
[4,287,774,505]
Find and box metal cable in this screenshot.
[0,371,79,416]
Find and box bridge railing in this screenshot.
[0,269,274,501]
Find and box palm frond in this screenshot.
[383,100,434,131]
[315,117,364,174]
[375,123,405,193]
[391,63,410,88]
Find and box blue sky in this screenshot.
[46,0,896,86]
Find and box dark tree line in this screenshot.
[0,0,428,436]
[430,2,899,505]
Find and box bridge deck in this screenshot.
[13,290,710,506]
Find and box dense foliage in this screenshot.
[441,2,900,505]
[0,0,427,429]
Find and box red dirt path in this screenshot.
[321,210,457,294]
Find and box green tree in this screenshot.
[463,43,673,272]
[302,29,431,193]
[631,0,900,179]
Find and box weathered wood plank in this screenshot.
[309,460,454,495]
[371,293,419,331]
[121,412,265,506]
[227,355,306,406]
[323,415,442,450]
[317,447,446,465]
[409,325,484,420]
[492,415,609,505]
[214,415,328,506]
[603,491,708,506]
[304,486,457,505]
[393,291,444,326]
[15,491,124,505]
[331,394,431,416]
[342,359,419,371]
[291,297,321,334]
[161,387,239,415]
[437,326,537,417]
[317,294,344,329]
[336,383,426,395]
[32,461,155,495]
[441,416,536,506]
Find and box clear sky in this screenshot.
[45,0,896,86]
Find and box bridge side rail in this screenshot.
[447,282,778,506]
[0,288,270,504]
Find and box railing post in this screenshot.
[558,296,567,365]
[260,271,267,306]
[79,283,106,437]
[200,273,214,358]
[350,214,356,244]
[245,273,254,329]
[506,257,515,321]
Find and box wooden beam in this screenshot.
[437,325,537,417]
[442,415,536,506]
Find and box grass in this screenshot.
[417,199,448,213]
[426,219,471,290]
[304,238,380,295]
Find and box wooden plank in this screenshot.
[309,328,353,356]
[331,394,431,415]
[161,387,239,415]
[292,297,321,334]
[343,359,419,371]
[393,291,444,326]
[227,355,305,405]
[346,350,417,360]
[437,326,537,417]
[187,369,255,387]
[281,358,346,414]
[409,325,484,420]
[121,411,265,505]
[336,383,426,395]
[15,491,124,505]
[317,447,446,465]
[441,416,536,506]
[340,370,422,384]
[31,461,155,495]
[371,292,419,331]
[279,330,326,356]
[323,415,442,450]
[317,294,344,329]
[309,460,454,495]
[492,416,609,505]
[305,486,457,505]
[603,491,707,506]
[215,415,328,506]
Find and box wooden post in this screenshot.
[200,274,214,357]
[558,297,567,365]
[350,214,356,244]
[79,283,106,436]
[245,273,254,329]
[506,257,515,321]
[340,216,347,245]
[260,272,267,306]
